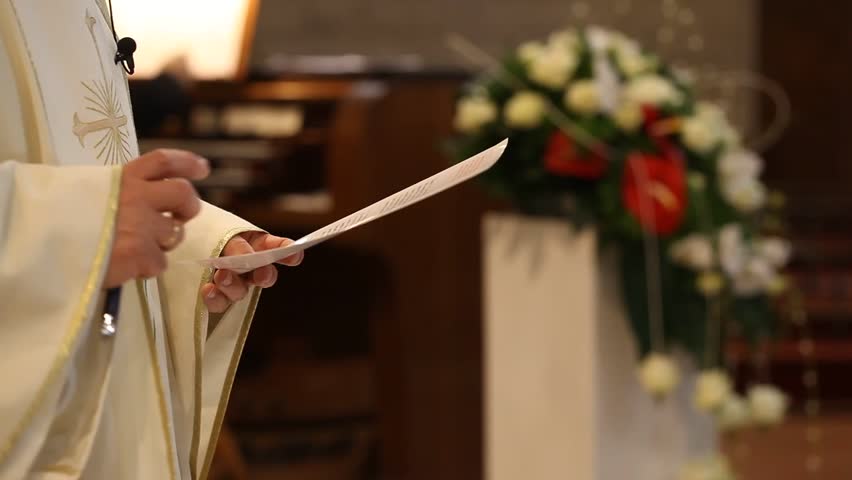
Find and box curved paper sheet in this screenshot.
[200,139,508,273]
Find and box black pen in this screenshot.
[101,286,121,336]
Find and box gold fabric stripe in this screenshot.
[0,167,121,463]
[4,0,51,163]
[199,287,262,480]
[136,281,179,480]
[40,463,77,475]
[189,227,257,479]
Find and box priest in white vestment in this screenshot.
[0,1,303,478]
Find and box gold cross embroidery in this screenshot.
[73,11,131,165]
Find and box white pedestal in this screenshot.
[483,213,715,480]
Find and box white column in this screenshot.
[484,213,715,480]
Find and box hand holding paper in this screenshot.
[201,231,304,312]
[200,139,508,273]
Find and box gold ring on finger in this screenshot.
[161,222,184,251]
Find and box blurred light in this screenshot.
[687,34,705,52]
[111,0,255,79]
[571,2,590,19]
[614,0,633,15]
[678,8,696,25]
[657,27,675,44]
[661,0,679,19]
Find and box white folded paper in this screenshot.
[200,139,508,273]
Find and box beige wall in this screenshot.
[250,0,758,73]
[249,0,759,128]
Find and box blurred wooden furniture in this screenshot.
[208,427,249,480]
[724,12,852,479]
[747,0,852,415]
[132,73,486,480]
[722,413,852,479]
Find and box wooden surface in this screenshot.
[760,0,852,219]
[361,77,488,480]
[723,414,852,479]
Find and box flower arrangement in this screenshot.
[448,27,792,430]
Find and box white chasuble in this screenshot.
[0,1,263,478]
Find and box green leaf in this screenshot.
[619,246,654,357]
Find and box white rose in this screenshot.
[564,80,601,115]
[638,353,680,398]
[615,40,657,77]
[619,53,656,77]
[721,176,767,213]
[679,456,736,480]
[718,224,746,277]
[756,237,792,268]
[696,271,725,297]
[614,102,643,132]
[453,96,498,133]
[528,46,578,89]
[548,29,580,51]
[721,126,742,152]
[718,395,751,432]
[623,74,683,107]
[504,91,548,129]
[585,26,614,51]
[733,256,775,296]
[718,150,763,179]
[609,30,641,58]
[694,370,732,413]
[696,102,726,124]
[681,116,720,154]
[670,234,715,271]
[517,41,546,64]
[748,384,789,426]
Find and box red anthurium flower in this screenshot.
[622,151,688,236]
[544,131,608,179]
[641,105,662,126]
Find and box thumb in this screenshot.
[222,234,255,257]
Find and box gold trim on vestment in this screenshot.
[0,166,121,463]
[40,463,78,475]
[199,287,261,480]
[136,281,179,480]
[3,0,51,164]
[189,227,258,479]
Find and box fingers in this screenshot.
[123,235,167,279]
[278,250,304,267]
[248,264,278,288]
[149,213,184,252]
[145,178,202,221]
[201,283,231,313]
[199,233,301,313]
[139,245,168,278]
[125,149,210,181]
[223,235,255,257]
[204,266,275,314]
[213,269,248,302]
